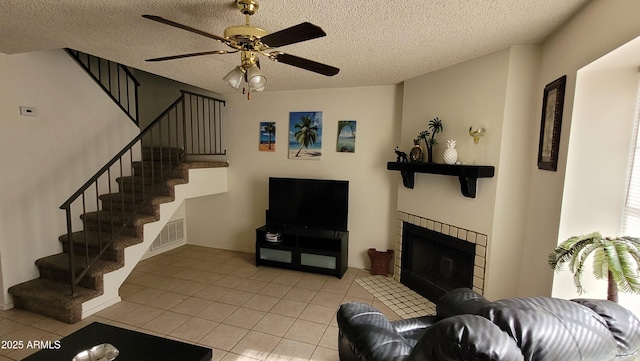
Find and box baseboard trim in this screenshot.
[81,295,121,320]
[0,301,14,311]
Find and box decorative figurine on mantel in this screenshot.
[443,139,458,164]
[469,124,486,164]
[409,139,424,162]
[394,146,408,162]
[416,117,443,163]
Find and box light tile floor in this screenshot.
[0,245,403,361]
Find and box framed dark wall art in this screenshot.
[537,75,566,171]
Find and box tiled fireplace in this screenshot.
[393,211,487,299]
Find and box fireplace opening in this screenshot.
[401,222,475,302]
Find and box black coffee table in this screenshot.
[24,322,212,361]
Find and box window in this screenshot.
[621,82,640,236]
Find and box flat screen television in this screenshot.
[267,177,349,231]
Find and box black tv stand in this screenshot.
[255,225,349,278]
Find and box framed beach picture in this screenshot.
[336,120,356,152]
[259,122,276,152]
[289,111,322,160]
[537,75,566,171]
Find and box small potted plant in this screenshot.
[417,117,443,163]
[548,231,640,302]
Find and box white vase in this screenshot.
[443,140,458,164]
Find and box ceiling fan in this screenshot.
[142,0,340,98]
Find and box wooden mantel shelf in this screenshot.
[387,162,495,198]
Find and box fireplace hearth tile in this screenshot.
[466,232,477,243]
[355,276,435,319]
[477,234,488,246]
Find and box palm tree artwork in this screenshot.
[336,120,356,152]
[289,111,322,159]
[259,122,276,152]
[548,231,640,303]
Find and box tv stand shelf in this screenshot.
[255,225,348,278]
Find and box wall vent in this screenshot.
[151,219,185,251]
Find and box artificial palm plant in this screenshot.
[548,231,640,302]
[417,117,443,163]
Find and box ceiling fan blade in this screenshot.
[142,15,233,46]
[261,22,326,48]
[145,50,234,62]
[270,52,339,76]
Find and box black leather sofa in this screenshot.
[336,288,640,361]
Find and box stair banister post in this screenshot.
[181,91,188,156]
[134,83,140,126]
[64,206,77,296]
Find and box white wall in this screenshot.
[0,49,139,307]
[134,70,224,129]
[490,46,541,298]
[133,70,226,226]
[555,41,640,314]
[398,47,541,300]
[185,85,402,269]
[398,49,508,235]
[519,0,640,302]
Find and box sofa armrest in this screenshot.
[337,302,413,361]
[571,298,640,358]
[436,287,489,319]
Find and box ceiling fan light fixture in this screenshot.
[223,66,246,90]
[246,64,267,91]
[143,2,340,100]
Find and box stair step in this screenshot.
[36,253,122,278]
[36,253,122,292]
[59,231,142,262]
[60,231,142,249]
[8,278,100,324]
[11,159,229,323]
[142,147,185,162]
[80,211,157,238]
[132,161,189,178]
[98,193,169,216]
[116,175,187,187]
[115,177,183,197]
[99,192,175,206]
[183,160,229,169]
[81,210,159,226]
[130,160,228,177]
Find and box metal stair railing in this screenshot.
[59,91,225,295]
[65,49,140,126]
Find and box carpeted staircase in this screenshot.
[8,147,228,323]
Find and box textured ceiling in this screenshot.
[0,0,591,94]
